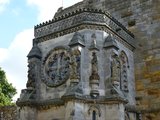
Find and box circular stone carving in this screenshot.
[42,48,70,87]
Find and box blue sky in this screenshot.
[0,0,37,47]
[0,0,82,101]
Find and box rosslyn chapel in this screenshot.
[17,0,139,120]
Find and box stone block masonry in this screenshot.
[95,0,160,119]
[0,106,18,120]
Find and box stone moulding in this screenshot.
[34,24,135,51]
[35,8,133,37]
[16,98,65,108]
[34,8,135,49]
[17,96,127,108]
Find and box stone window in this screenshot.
[88,105,101,120]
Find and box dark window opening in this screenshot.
[92,110,96,120]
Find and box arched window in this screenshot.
[92,110,96,120]
[88,105,101,120]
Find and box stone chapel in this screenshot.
[17,0,139,120]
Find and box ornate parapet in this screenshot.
[34,8,135,50]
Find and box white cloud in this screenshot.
[27,0,62,22]
[0,29,33,101]
[27,0,82,22]
[0,0,10,13]
[0,0,83,101]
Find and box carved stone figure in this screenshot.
[111,52,120,88]
[27,62,36,88]
[70,49,81,80]
[90,52,99,80]
[89,52,100,97]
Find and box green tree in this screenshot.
[0,67,17,106]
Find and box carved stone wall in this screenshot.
[0,106,18,120]
[98,1,160,119]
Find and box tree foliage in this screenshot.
[0,67,17,106]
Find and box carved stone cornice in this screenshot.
[34,8,135,50]
[17,95,127,109]
[16,98,65,108]
[62,95,128,104]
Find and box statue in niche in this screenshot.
[110,52,120,88]
[27,62,36,88]
[70,50,81,80]
[90,52,99,80]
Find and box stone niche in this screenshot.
[17,1,137,120]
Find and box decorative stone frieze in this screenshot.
[34,8,135,50]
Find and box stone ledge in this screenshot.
[16,98,65,108]
[17,95,128,109]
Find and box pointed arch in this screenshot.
[88,105,101,118]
